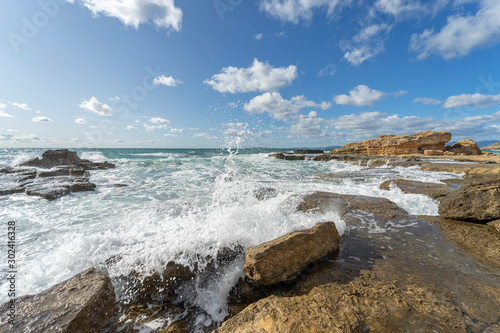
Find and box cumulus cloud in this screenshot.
[442,93,500,109]
[12,102,30,110]
[153,75,183,86]
[170,128,184,133]
[75,118,87,124]
[75,0,182,31]
[289,114,327,137]
[410,0,500,59]
[333,85,387,106]
[0,103,13,118]
[255,33,263,40]
[126,125,138,130]
[204,59,297,93]
[32,116,53,122]
[413,97,441,105]
[0,134,14,141]
[144,117,170,131]
[244,92,331,120]
[259,0,347,24]
[79,97,113,116]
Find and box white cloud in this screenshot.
[204,59,297,93]
[259,0,347,24]
[164,133,176,137]
[194,133,220,140]
[290,114,327,137]
[170,128,184,133]
[374,0,447,17]
[12,102,30,110]
[110,96,120,102]
[32,116,53,122]
[342,24,392,66]
[0,134,14,141]
[0,103,13,117]
[79,96,113,116]
[89,125,99,129]
[334,85,387,106]
[126,125,138,130]
[75,118,87,124]
[442,93,500,109]
[410,0,500,59]
[144,117,170,131]
[392,90,408,97]
[76,0,182,31]
[318,63,336,77]
[244,92,330,120]
[153,75,183,86]
[413,97,441,105]
[255,33,263,40]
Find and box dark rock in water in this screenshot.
[25,184,71,200]
[380,179,453,199]
[293,149,324,154]
[313,154,334,161]
[113,183,128,187]
[254,187,278,201]
[439,175,500,222]
[269,153,305,161]
[0,267,115,333]
[18,149,115,170]
[1,149,114,200]
[243,222,340,285]
[268,152,284,159]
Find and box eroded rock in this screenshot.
[243,222,340,285]
[331,131,451,156]
[0,268,115,333]
[451,139,482,155]
[380,179,452,199]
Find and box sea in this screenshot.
[0,147,493,330]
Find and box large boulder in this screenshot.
[450,139,482,155]
[438,176,500,222]
[0,268,115,333]
[243,222,340,285]
[331,131,451,156]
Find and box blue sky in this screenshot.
[1,0,500,148]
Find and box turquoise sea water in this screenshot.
[0,147,464,329]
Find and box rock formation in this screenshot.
[0,268,115,333]
[331,131,451,156]
[450,139,482,155]
[243,222,340,285]
[0,149,115,200]
[379,179,454,199]
[438,175,500,222]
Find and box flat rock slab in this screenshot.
[379,178,453,199]
[0,267,116,333]
[244,222,340,285]
[439,177,500,222]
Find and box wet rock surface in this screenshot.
[243,222,340,285]
[0,268,116,333]
[379,178,454,199]
[215,192,500,333]
[0,149,115,200]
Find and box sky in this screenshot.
[1,0,500,148]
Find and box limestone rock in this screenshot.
[451,139,482,155]
[487,220,500,235]
[439,176,500,222]
[0,267,115,333]
[379,179,452,199]
[424,149,444,156]
[18,149,115,170]
[243,222,340,285]
[331,131,451,156]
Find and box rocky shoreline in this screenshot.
[1,138,499,332]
